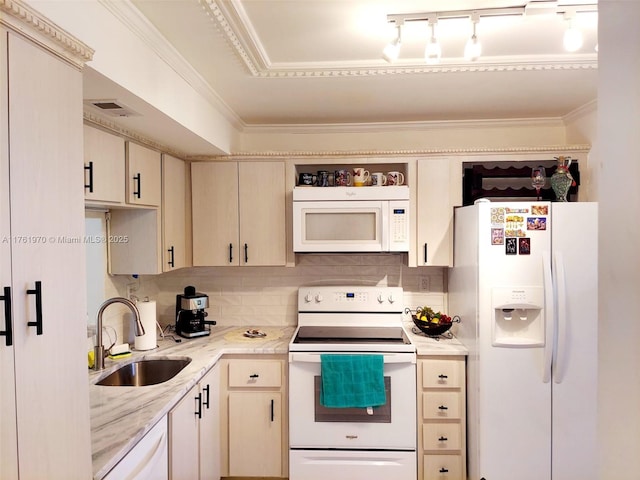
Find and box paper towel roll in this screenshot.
[134,300,157,351]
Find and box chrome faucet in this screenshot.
[93,297,145,371]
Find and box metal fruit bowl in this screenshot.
[411,316,457,336]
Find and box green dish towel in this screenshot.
[320,354,386,408]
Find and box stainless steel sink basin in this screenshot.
[96,357,191,387]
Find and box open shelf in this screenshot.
[462,161,580,205]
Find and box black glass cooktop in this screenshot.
[292,326,410,345]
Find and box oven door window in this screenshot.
[314,376,391,423]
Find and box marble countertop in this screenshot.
[89,325,294,479]
[89,323,467,479]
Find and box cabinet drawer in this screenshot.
[228,360,282,388]
[421,359,463,389]
[423,454,463,480]
[423,392,462,419]
[423,423,462,451]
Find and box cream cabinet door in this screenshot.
[416,158,454,266]
[162,154,187,271]
[228,391,282,477]
[199,364,221,480]
[0,28,18,480]
[6,30,91,479]
[238,161,286,266]
[191,162,240,266]
[83,124,125,204]
[126,142,161,206]
[169,384,200,480]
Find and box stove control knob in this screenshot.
[377,294,385,304]
[304,293,313,303]
[315,294,323,303]
[388,294,396,304]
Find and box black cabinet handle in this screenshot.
[133,173,141,199]
[439,467,449,473]
[249,373,259,378]
[203,384,210,409]
[168,246,175,268]
[229,243,233,263]
[26,281,42,335]
[244,243,248,263]
[0,286,13,346]
[438,436,448,442]
[270,399,274,422]
[84,161,94,193]
[423,243,428,264]
[438,374,448,379]
[195,392,202,419]
[438,405,448,410]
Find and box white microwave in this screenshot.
[293,186,410,253]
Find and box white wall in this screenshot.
[597,2,640,478]
[239,119,569,153]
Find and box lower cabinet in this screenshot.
[418,356,467,480]
[220,355,288,477]
[103,418,168,480]
[169,363,221,480]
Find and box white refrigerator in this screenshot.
[449,201,597,480]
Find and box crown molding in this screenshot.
[204,0,597,78]
[99,0,243,130]
[0,0,93,69]
[241,116,566,135]
[189,144,591,162]
[563,99,597,123]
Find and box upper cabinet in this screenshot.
[415,158,457,267]
[162,154,188,272]
[83,125,125,204]
[126,142,162,207]
[191,161,286,267]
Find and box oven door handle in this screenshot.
[288,352,416,364]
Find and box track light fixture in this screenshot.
[382,22,402,63]
[424,19,441,65]
[562,11,583,52]
[464,13,481,62]
[384,2,596,64]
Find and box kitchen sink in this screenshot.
[96,357,192,387]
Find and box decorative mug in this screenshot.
[334,169,352,187]
[386,171,405,186]
[371,172,387,186]
[316,170,330,187]
[352,167,370,187]
[298,172,316,186]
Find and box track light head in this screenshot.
[424,20,441,65]
[382,23,402,63]
[464,14,481,61]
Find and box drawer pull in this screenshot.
[249,374,259,378]
[438,436,448,442]
[438,374,448,379]
[439,467,449,473]
[438,405,449,410]
[346,435,358,440]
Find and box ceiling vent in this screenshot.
[84,99,140,118]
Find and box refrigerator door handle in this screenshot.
[553,252,567,384]
[542,251,555,383]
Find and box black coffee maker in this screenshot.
[175,286,215,338]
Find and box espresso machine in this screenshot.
[175,286,215,338]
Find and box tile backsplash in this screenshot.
[106,254,447,344]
